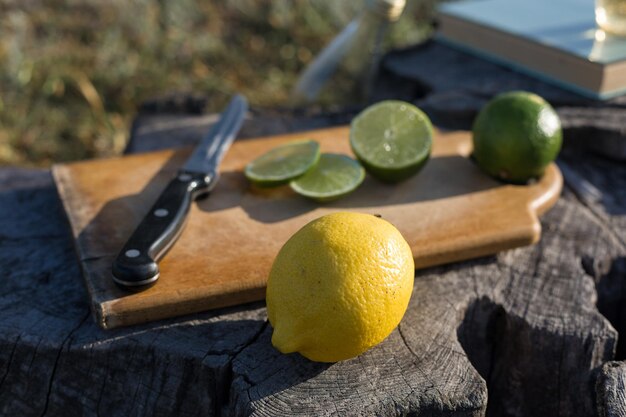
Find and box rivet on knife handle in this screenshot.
[111,172,211,288]
[111,94,248,290]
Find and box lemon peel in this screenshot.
[266,212,415,362]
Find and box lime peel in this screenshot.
[471,91,562,184]
[290,153,365,202]
[350,100,433,183]
[244,140,321,187]
[266,212,415,362]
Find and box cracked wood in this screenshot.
[2,40,626,416]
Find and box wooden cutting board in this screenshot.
[53,126,562,329]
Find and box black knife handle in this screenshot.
[112,171,212,289]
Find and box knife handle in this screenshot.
[112,171,212,289]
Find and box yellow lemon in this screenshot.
[266,212,415,362]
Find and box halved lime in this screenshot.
[350,100,433,183]
[245,140,321,187]
[290,154,365,202]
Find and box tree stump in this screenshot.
[1,41,626,416]
[597,361,626,417]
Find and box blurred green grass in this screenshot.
[0,0,436,167]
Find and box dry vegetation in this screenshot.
[0,0,436,167]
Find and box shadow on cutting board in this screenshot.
[198,154,501,223]
[76,152,188,298]
[77,151,498,301]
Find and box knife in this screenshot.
[112,95,248,289]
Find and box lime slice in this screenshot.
[290,154,365,202]
[245,140,321,187]
[350,100,433,183]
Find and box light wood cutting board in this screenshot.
[53,126,562,329]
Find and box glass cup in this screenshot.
[596,0,626,36]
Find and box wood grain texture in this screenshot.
[0,108,624,416]
[52,126,561,329]
[3,39,626,415]
[597,362,626,417]
[0,170,267,417]
[0,170,616,417]
[228,189,618,417]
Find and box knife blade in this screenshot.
[112,94,248,289]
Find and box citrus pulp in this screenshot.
[290,153,365,202]
[350,100,433,183]
[244,140,320,187]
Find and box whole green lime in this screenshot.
[472,91,562,184]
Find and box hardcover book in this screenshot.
[437,0,626,100]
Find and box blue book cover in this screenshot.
[437,0,626,99]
